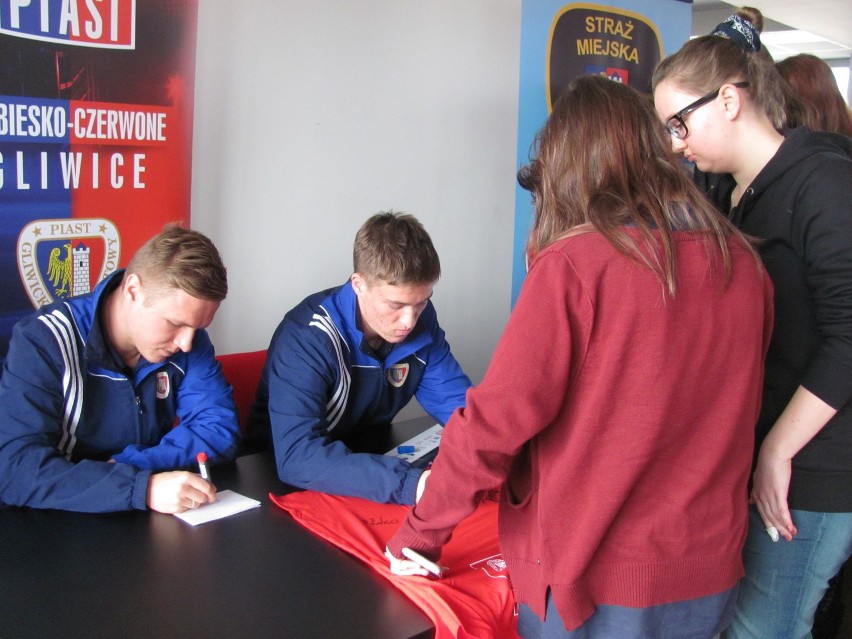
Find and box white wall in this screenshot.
[191,1,521,416]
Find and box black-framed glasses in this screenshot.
[664,82,749,140]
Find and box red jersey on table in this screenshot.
[270,490,519,639]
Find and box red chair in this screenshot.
[216,350,267,435]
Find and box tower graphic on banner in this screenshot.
[72,243,91,297]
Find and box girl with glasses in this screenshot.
[653,9,852,639]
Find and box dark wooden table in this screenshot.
[0,417,437,638]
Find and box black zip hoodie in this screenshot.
[700,127,852,512]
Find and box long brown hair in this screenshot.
[517,75,755,296]
[776,54,852,136]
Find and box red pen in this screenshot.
[196,451,212,484]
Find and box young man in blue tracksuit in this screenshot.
[0,226,240,513]
[249,212,472,505]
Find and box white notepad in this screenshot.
[174,489,261,526]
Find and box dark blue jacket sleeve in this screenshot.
[414,319,472,424]
[266,320,423,505]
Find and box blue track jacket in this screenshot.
[0,271,240,512]
[250,281,471,505]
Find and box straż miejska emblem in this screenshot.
[16,218,120,308]
[386,362,410,388]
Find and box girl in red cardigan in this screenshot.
[386,75,774,638]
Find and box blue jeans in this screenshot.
[723,506,852,639]
[517,587,737,639]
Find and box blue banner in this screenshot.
[511,0,692,303]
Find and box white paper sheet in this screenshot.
[174,489,261,526]
[384,423,443,464]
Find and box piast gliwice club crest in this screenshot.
[16,218,120,308]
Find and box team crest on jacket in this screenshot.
[386,363,409,388]
[156,371,170,399]
[16,218,120,308]
[469,554,509,579]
